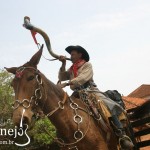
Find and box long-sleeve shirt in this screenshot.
[58,62,94,90]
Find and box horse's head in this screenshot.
[5,45,44,127]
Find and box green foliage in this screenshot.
[29,117,56,145]
[0,69,14,118]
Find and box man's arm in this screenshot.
[58,56,70,81]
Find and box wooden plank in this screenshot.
[134,128,150,137]
[137,140,150,148]
[127,107,137,113]
[131,117,150,127]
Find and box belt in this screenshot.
[74,81,97,91]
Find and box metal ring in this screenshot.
[74,115,82,124]
[95,114,101,121]
[30,96,35,103]
[22,99,30,109]
[70,103,78,110]
[12,100,20,109]
[35,88,42,99]
[74,130,83,140]
[35,100,39,105]
[36,75,42,85]
[58,101,64,109]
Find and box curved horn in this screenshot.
[23,16,70,60]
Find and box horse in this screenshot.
[5,47,120,150]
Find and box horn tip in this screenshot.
[24,16,30,21]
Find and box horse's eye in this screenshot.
[27,76,34,81]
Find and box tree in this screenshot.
[0,69,14,120]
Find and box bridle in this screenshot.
[12,67,44,111]
[12,66,68,117]
[12,66,91,149]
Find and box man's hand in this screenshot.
[58,82,68,88]
[57,82,70,88]
[59,55,66,64]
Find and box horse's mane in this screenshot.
[130,100,150,120]
[40,72,64,99]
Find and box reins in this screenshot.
[46,92,67,117]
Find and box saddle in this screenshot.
[72,90,127,127]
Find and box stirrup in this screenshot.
[119,135,133,149]
[119,135,132,142]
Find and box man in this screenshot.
[58,45,93,90]
[58,45,134,149]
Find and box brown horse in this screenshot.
[5,47,119,150]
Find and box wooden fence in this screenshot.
[127,108,150,149]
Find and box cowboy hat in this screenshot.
[65,45,90,61]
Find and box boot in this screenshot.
[110,115,134,149]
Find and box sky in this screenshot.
[0,0,150,95]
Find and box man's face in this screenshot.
[70,50,82,63]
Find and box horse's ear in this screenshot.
[29,44,44,66]
[4,67,17,74]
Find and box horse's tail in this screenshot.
[129,100,150,120]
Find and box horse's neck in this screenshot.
[40,73,64,113]
[40,74,75,137]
